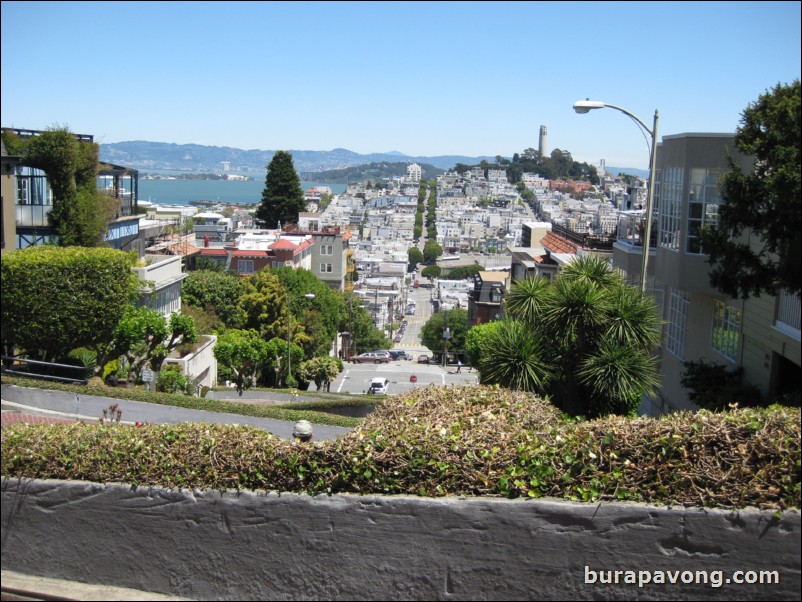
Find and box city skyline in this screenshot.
[1,1,800,170]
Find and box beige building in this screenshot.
[634,133,800,415]
[1,140,18,255]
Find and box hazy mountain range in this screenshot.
[100,141,496,175]
[99,140,648,180]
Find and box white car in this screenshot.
[368,377,390,395]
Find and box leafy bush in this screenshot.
[2,383,798,510]
[681,359,764,410]
[156,365,190,395]
[1,246,139,363]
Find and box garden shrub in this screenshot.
[2,383,798,510]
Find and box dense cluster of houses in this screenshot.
[2,128,799,414]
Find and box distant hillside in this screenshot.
[99,141,495,175]
[301,162,444,184]
[606,165,650,179]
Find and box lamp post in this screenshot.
[287,293,315,387]
[573,99,659,293]
[442,311,451,368]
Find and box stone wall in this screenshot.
[1,479,799,601]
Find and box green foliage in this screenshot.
[423,239,443,263]
[1,246,139,362]
[455,146,599,185]
[111,306,198,380]
[255,151,306,228]
[444,265,483,280]
[182,269,245,327]
[681,359,764,411]
[463,320,503,368]
[237,268,340,365]
[67,347,98,371]
[420,265,441,280]
[271,267,341,359]
[180,303,225,336]
[3,127,111,246]
[339,293,392,357]
[701,80,801,298]
[407,247,424,270]
[501,256,661,418]
[213,329,269,394]
[262,336,303,388]
[420,308,469,355]
[194,257,225,272]
[2,383,798,510]
[156,365,191,395]
[477,320,553,391]
[299,356,341,391]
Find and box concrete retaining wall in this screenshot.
[1,479,799,600]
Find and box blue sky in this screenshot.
[2,1,800,170]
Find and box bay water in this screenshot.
[138,178,346,206]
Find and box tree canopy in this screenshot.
[420,308,469,357]
[254,151,306,229]
[701,80,801,299]
[454,147,599,185]
[182,269,245,327]
[407,247,423,271]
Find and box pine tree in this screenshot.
[255,151,306,228]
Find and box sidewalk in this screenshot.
[1,569,193,601]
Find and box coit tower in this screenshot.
[539,125,548,157]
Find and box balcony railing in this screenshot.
[615,214,657,249]
[551,222,616,251]
[775,289,801,338]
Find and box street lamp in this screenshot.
[573,99,659,293]
[287,293,316,387]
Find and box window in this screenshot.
[320,263,333,273]
[238,259,254,274]
[686,168,722,254]
[15,166,52,206]
[658,167,683,251]
[320,244,333,255]
[711,299,741,362]
[666,289,689,360]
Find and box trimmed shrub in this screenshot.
[2,383,798,510]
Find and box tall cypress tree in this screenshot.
[255,151,306,229]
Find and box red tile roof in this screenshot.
[269,238,298,250]
[540,232,577,254]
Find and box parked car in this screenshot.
[417,354,430,364]
[368,377,390,395]
[350,352,390,364]
[389,350,411,361]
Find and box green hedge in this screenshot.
[3,384,799,510]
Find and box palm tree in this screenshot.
[504,275,550,324]
[478,319,553,392]
[489,257,661,418]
